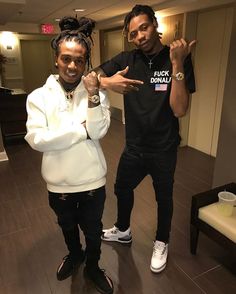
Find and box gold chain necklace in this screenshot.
[64,89,75,100]
[57,79,77,100]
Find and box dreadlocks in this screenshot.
[51,16,96,69]
[123,5,157,36]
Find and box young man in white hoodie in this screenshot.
[25,16,113,294]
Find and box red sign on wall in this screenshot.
[41,24,54,34]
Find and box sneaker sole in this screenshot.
[84,268,114,294]
[57,253,86,281]
[57,264,78,281]
[150,262,166,273]
[101,234,132,244]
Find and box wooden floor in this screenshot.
[0,119,235,294]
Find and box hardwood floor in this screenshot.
[0,119,235,294]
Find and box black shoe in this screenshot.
[84,266,113,294]
[57,251,86,281]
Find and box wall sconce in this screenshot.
[156,15,167,35]
[0,31,17,50]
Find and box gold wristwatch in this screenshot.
[88,94,100,103]
[171,72,185,81]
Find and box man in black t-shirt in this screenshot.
[97,4,196,273]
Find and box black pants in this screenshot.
[48,186,105,267]
[115,147,177,243]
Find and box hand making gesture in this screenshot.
[170,38,196,65]
[83,71,100,96]
[100,66,143,94]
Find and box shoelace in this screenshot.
[110,228,119,234]
[153,242,166,257]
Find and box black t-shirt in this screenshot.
[100,46,195,153]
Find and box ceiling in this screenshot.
[0,0,234,30]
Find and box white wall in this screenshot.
[212,2,236,187]
[91,30,101,68]
[0,22,60,34]
[102,29,125,122]
[0,32,24,89]
[0,29,101,91]
[188,6,233,156]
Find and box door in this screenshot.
[20,39,56,93]
[188,7,233,156]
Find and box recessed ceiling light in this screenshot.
[74,9,85,12]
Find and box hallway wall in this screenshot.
[188,6,233,156]
[212,2,236,187]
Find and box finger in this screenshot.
[189,40,197,48]
[131,80,144,85]
[180,38,187,47]
[131,86,139,91]
[188,40,197,53]
[175,39,182,46]
[125,78,144,85]
[170,40,178,47]
[127,85,139,92]
[97,73,101,85]
[117,66,129,76]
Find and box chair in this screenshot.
[190,182,236,261]
[0,92,27,144]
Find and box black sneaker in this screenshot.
[84,266,113,294]
[57,251,86,281]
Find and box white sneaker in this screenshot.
[150,240,168,273]
[101,226,132,244]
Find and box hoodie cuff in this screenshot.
[87,104,103,122]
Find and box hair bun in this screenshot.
[77,17,96,38]
[59,16,79,31]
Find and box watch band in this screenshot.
[171,72,185,81]
[88,94,100,104]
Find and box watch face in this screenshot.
[89,94,100,103]
[176,72,185,80]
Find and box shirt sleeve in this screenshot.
[86,90,111,140]
[24,89,87,152]
[99,51,128,77]
[184,53,196,94]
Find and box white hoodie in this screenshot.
[25,74,110,193]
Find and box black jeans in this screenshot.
[114,147,177,243]
[48,186,106,267]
